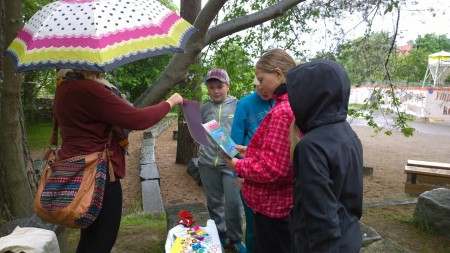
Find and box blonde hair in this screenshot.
[289,120,301,162]
[255,48,296,83]
[74,70,105,79]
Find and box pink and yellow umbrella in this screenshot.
[6,0,196,72]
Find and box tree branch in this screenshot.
[133,0,229,108]
[206,0,306,45]
[133,0,307,108]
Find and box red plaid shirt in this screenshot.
[235,93,294,218]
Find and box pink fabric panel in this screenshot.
[18,12,180,50]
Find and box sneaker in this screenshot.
[219,235,229,249]
[231,241,247,253]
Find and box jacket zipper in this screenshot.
[214,103,223,167]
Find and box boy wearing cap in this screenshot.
[198,68,246,253]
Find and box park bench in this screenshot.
[404,160,450,195]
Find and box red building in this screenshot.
[396,44,413,56]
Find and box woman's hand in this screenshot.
[223,153,238,172]
[235,145,247,158]
[166,93,183,108]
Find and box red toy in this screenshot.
[178,210,195,227]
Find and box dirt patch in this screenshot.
[121,129,147,215]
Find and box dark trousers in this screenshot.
[241,193,255,253]
[76,180,122,253]
[253,212,291,253]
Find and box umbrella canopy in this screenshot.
[6,0,197,72]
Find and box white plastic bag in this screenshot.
[165,219,222,253]
[0,226,60,253]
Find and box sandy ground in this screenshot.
[121,125,206,215]
[119,119,450,215]
[355,124,450,202]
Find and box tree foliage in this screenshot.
[202,38,255,100]
[332,33,450,86]
[390,47,428,85]
[414,33,450,53]
[20,0,55,121]
[108,56,172,102]
[336,32,392,85]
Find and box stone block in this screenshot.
[143,116,175,139]
[360,222,381,247]
[143,129,154,139]
[141,138,155,149]
[361,239,411,253]
[363,166,374,176]
[141,180,165,213]
[413,187,450,239]
[165,203,210,231]
[140,139,155,164]
[140,163,160,182]
[364,199,417,208]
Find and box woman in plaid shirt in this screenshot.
[225,48,297,253]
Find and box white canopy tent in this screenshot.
[422,51,450,87]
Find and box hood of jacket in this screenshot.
[286,60,350,134]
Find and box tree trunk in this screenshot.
[0,0,35,223]
[175,119,199,165]
[0,0,3,81]
[180,0,201,23]
[22,76,37,121]
[175,0,202,165]
[0,0,7,226]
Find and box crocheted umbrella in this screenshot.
[6,0,196,72]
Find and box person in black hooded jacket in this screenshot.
[286,60,363,253]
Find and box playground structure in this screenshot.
[349,85,450,120]
[422,51,450,88]
[349,51,450,120]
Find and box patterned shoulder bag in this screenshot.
[33,117,115,228]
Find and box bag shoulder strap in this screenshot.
[49,111,115,182]
[106,131,115,182]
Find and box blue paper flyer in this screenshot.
[202,120,239,158]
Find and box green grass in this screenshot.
[121,212,166,228]
[26,121,53,151]
[60,212,167,253]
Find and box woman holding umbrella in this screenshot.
[6,0,195,251]
[54,70,183,252]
